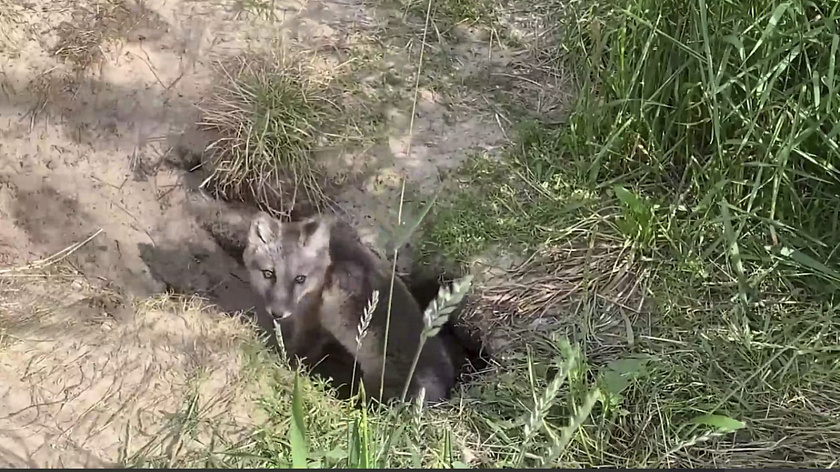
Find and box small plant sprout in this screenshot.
[401,275,474,403]
[518,340,582,466]
[540,386,602,467]
[414,386,427,427]
[351,289,379,398]
[273,319,288,364]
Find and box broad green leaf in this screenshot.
[690,414,746,432]
[290,373,309,469]
[787,247,840,283]
[390,191,440,252]
[600,355,651,396]
[613,185,644,214]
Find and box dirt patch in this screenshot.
[12,185,95,247]
[0,0,512,295]
[51,0,169,71]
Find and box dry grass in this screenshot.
[198,51,341,218]
[0,0,23,55]
[50,0,167,72]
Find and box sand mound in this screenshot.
[0,273,265,467]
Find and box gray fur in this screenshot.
[243,212,456,404]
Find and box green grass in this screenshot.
[393,0,499,33]
[560,0,840,294]
[420,124,604,265]
[428,0,497,27]
[147,327,620,468]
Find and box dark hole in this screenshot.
[403,270,491,383]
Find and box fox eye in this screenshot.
[261,270,275,279]
[294,275,306,284]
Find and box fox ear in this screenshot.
[249,212,278,246]
[300,216,331,253]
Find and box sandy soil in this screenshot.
[0,0,523,465]
[0,274,266,467]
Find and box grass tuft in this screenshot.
[392,0,499,35]
[199,52,335,217]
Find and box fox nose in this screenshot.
[267,308,293,320]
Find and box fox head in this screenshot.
[243,212,332,321]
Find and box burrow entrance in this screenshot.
[141,156,490,402]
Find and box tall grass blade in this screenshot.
[401,275,474,402]
[290,373,309,469]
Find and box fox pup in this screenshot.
[262,311,361,400]
[242,212,456,404]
